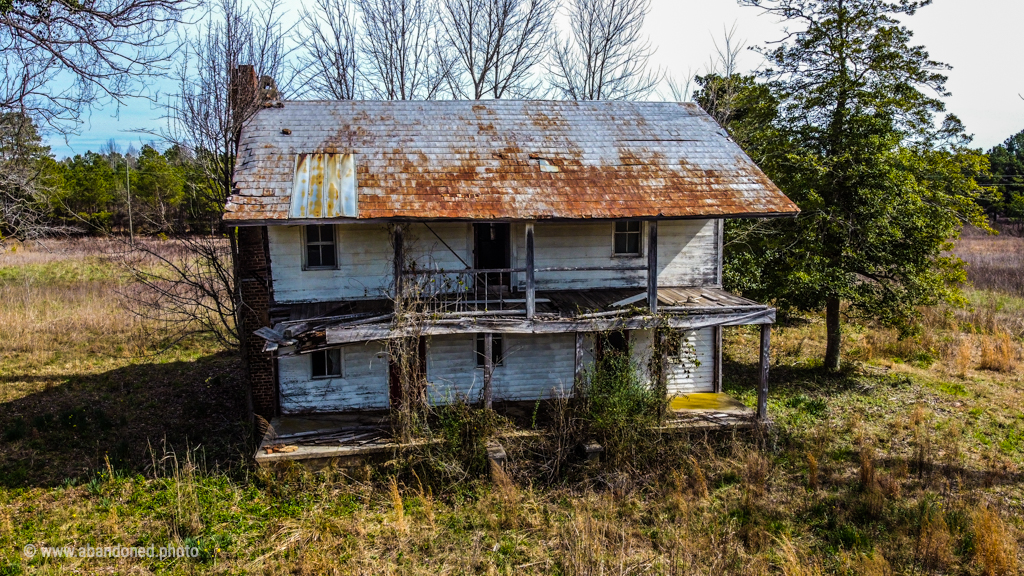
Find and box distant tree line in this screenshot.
[0,112,222,236]
[980,128,1024,220]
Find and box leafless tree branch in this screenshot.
[548,0,661,100]
[295,0,360,99]
[355,0,455,100]
[0,0,193,134]
[439,0,555,99]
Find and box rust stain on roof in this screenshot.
[225,100,799,221]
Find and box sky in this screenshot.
[47,0,1024,158]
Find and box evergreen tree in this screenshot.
[983,129,1024,218]
[729,0,990,370]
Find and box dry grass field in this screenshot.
[0,234,1022,575]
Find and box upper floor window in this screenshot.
[312,348,342,378]
[305,224,337,269]
[613,221,642,256]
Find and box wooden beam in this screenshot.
[658,329,668,398]
[325,309,779,345]
[574,331,584,387]
[393,225,404,299]
[647,220,658,314]
[713,325,723,393]
[525,223,535,319]
[483,333,494,409]
[757,323,771,421]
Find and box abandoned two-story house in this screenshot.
[225,99,798,461]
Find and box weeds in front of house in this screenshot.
[3,237,1024,574]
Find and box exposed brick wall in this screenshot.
[236,225,277,420]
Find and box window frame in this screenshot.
[474,333,504,368]
[611,220,644,257]
[303,224,339,270]
[311,348,343,379]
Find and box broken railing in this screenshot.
[400,268,527,313]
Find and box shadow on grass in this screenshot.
[0,351,251,488]
[723,353,890,398]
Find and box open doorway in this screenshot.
[473,223,511,290]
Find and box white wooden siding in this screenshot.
[268,224,392,303]
[629,328,714,394]
[665,328,715,394]
[404,222,473,296]
[269,219,719,302]
[657,220,719,287]
[268,222,473,303]
[512,219,719,291]
[278,341,389,412]
[426,333,577,403]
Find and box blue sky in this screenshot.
[48,0,1024,158]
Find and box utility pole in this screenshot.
[126,156,134,245]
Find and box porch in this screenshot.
[254,393,763,466]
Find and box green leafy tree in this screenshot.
[727,0,989,370]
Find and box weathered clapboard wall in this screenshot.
[268,222,473,303]
[631,328,715,394]
[512,219,719,290]
[278,341,389,413]
[268,224,392,303]
[277,328,710,413]
[268,219,719,303]
[426,333,578,403]
[665,328,715,394]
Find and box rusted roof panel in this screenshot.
[226,100,798,221]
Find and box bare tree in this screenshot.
[163,0,293,213]
[0,0,191,134]
[691,24,748,127]
[548,0,660,100]
[438,0,556,99]
[122,0,295,348]
[295,0,360,99]
[356,0,453,100]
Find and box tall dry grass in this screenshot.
[956,235,1024,297]
[0,237,213,365]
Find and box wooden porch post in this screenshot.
[525,222,535,319]
[574,331,584,387]
[393,225,404,299]
[483,333,494,409]
[647,220,658,314]
[757,323,771,421]
[713,326,723,393]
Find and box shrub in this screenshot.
[575,339,663,467]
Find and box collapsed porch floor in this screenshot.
[255,393,759,465]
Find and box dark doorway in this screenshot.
[473,223,511,288]
[596,330,630,362]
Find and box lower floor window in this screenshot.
[475,334,503,367]
[312,348,342,378]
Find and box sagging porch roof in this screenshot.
[257,287,775,352]
[226,100,798,223]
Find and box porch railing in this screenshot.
[401,268,527,314]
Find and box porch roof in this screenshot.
[257,287,774,351]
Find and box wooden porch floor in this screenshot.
[255,393,761,465]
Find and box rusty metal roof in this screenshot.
[226,100,798,222]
